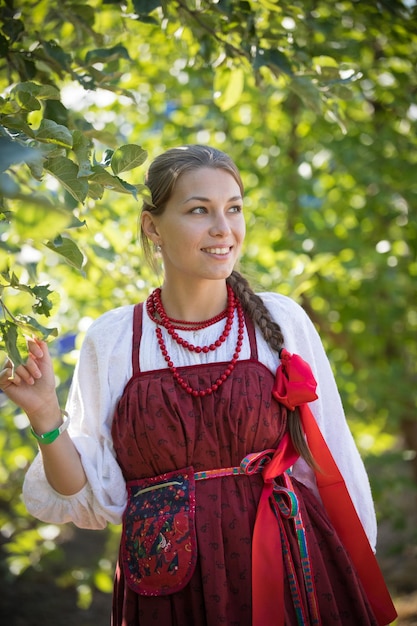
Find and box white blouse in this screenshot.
[22,292,377,550]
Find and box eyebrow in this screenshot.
[182,195,243,204]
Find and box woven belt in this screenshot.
[194,447,321,626]
[194,449,276,481]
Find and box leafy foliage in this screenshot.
[1,0,416,614]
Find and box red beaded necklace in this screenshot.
[146,285,245,397]
[147,287,231,333]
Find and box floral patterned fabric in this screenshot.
[122,468,197,596]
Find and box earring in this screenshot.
[154,244,161,253]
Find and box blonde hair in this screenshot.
[141,145,316,468]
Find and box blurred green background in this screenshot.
[1,1,416,623]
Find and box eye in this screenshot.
[190,206,207,214]
[228,205,243,213]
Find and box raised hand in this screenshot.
[0,339,60,427]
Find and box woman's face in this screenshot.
[142,167,245,288]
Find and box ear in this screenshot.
[141,211,161,245]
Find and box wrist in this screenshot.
[30,410,70,445]
[27,406,64,437]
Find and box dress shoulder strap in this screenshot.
[244,311,259,360]
[132,302,144,376]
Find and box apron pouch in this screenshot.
[122,467,197,596]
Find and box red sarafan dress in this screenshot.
[111,304,380,626]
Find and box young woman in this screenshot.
[0,146,396,625]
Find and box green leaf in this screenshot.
[0,136,41,173]
[31,284,57,318]
[35,119,73,148]
[11,84,41,112]
[0,115,36,138]
[312,55,339,70]
[2,16,24,43]
[44,157,88,203]
[132,0,161,15]
[35,84,61,101]
[0,97,19,115]
[72,131,94,177]
[85,45,131,64]
[0,321,24,366]
[42,40,71,70]
[45,235,85,270]
[254,48,293,76]
[69,4,96,24]
[288,76,323,114]
[86,181,104,200]
[135,184,152,203]
[0,33,8,56]
[110,144,148,175]
[13,82,61,101]
[14,315,58,341]
[214,66,245,112]
[90,164,136,195]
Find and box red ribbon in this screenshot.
[272,348,319,410]
[251,348,397,626]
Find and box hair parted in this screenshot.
[140,145,243,267]
[140,144,316,468]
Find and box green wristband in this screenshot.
[30,411,70,445]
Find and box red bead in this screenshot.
[146,285,245,397]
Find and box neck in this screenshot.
[159,280,229,322]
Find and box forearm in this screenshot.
[29,405,87,496]
[37,433,87,495]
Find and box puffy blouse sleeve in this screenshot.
[22,305,135,529]
[258,292,377,551]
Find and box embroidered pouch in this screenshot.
[121,467,197,596]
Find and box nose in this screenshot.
[209,211,231,237]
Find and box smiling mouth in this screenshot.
[202,247,231,255]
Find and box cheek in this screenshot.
[238,221,246,242]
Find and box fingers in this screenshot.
[0,353,42,389]
[0,358,17,389]
[18,355,43,385]
[27,338,44,360]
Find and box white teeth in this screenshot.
[204,247,229,255]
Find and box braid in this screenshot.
[227,270,317,469]
[227,271,284,352]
